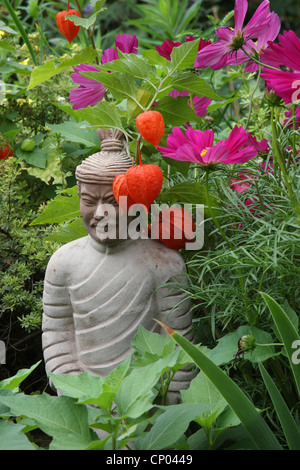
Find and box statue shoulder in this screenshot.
[45,236,90,285]
[136,239,187,277]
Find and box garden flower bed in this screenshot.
[0,0,299,451]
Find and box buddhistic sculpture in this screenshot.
[42,128,195,403]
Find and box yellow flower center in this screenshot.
[200,148,208,157]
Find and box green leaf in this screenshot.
[15,147,47,168]
[181,372,227,416]
[80,356,131,410]
[30,186,80,226]
[159,181,221,218]
[27,48,98,90]
[154,96,198,126]
[259,362,300,450]
[74,101,124,131]
[48,121,100,148]
[260,292,300,397]
[0,362,40,391]
[80,71,137,102]
[0,19,17,34]
[49,372,103,401]
[115,357,175,417]
[127,87,154,122]
[168,39,200,73]
[98,54,155,80]
[0,394,95,450]
[209,326,279,366]
[131,325,175,357]
[135,403,212,450]
[171,72,222,100]
[45,218,87,243]
[162,324,282,450]
[66,8,106,29]
[0,420,35,450]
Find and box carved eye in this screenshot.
[82,198,95,206]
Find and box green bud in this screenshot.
[238,335,256,352]
[21,139,35,152]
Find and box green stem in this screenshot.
[271,108,294,201]
[205,171,233,249]
[205,172,253,321]
[241,47,280,71]
[245,65,261,129]
[3,0,37,65]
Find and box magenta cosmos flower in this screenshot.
[157,125,259,166]
[101,33,138,63]
[69,64,106,110]
[194,0,273,70]
[260,30,300,104]
[156,36,211,60]
[69,34,138,110]
[243,11,280,73]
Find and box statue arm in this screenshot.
[42,257,82,376]
[157,268,197,403]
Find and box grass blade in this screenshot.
[260,292,300,397]
[3,0,37,65]
[156,320,282,450]
[259,362,300,450]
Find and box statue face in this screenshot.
[79,182,122,245]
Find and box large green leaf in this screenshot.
[260,292,300,397]
[209,326,279,366]
[30,186,80,226]
[159,322,282,450]
[259,362,300,450]
[135,402,212,450]
[80,71,137,102]
[154,96,198,126]
[45,218,87,243]
[131,325,175,357]
[98,54,155,80]
[27,48,98,90]
[168,39,200,73]
[170,72,222,100]
[0,394,95,450]
[0,420,35,450]
[0,362,40,391]
[74,101,125,131]
[48,121,100,148]
[49,372,103,401]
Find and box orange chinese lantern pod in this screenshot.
[112,174,137,214]
[125,163,163,211]
[152,207,195,250]
[136,111,165,147]
[0,146,13,160]
[56,0,80,44]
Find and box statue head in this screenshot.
[75,129,132,244]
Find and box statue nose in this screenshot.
[94,201,108,220]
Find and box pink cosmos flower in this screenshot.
[69,64,106,110]
[243,12,281,72]
[194,0,273,70]
[157,125,259,166]
[156,39,181,60]
[168,90,211,118]
[156,36,211,61]
[69,34,138,109]
[260,30,300,104]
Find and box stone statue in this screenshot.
[42,128,195,403]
